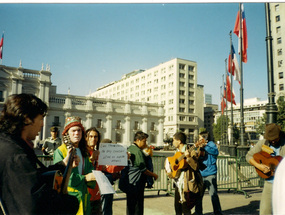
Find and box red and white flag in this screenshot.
[0,33,4,59]
[234,3,248,63]
[224,73,236,105]
[221,98,226,114]
[228,44,241,84]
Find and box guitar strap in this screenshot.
[0,196,7,215]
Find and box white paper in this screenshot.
[98,143,128,166]
[92,170,115,195]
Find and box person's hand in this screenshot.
[258,163,271,174]
[85,172,96,182]
[153,173,158,181]
[127,152,131,160]
[72,155,80,168]
[63,148,78,167]
[90,150,100,161]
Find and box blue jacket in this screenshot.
[199,141,219,177]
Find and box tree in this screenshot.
[277,96,285,130]
[213,115,229,142]
[256,113,266,136]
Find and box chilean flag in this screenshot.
[0,33,3,59]
[224,73,236,105]
[228,44,241,84]
[221,98,226,114]
[234,3,248,63]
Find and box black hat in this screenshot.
[50,126,58,132]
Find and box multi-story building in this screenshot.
[205,93,212,105]
[270,3,285,100]
[91,58,204,143]
[204,103,219,140]
[215,97,267,141]
[0,63,164,147]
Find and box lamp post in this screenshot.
[265,3,278,123]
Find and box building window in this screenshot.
[277,37,282,44]
[179,82,185,87]
[276,15,280,22]
[189,83,194,88]
[278,60,283,67]
[97,119,103,128]
[179,90,185,95]
[169,99,174,104]
[188,65,194,71]
[115,132,121,142]
[179,108,185,112]
[179,99,185,104]
[179,73,185,78]
[279,72,283,79]
[52,116,60,126]
[150,122,155,131]
[134,121,140,130]
[280,84,284,91]
[179,64,186,70]
[277,26,281,33]
[0,91,3,102]
[275,4,279,11]
[116,120,122,129]
[278,48,282,56]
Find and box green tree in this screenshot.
[256,113,266,136]
[277,96,285,130]
[213,115,229,141]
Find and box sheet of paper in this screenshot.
[98,143,128,166]
[92,170,115,195]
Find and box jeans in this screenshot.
[195,174,222,215]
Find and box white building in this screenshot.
[270,3,285,100]
[215,97,267,140]
[0,64,165,147]
[91,58,204,143]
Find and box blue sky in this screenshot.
[0,3,268,106]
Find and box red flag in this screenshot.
[234,3,248,63]
[221,98,226,114]
[0,33,3,59]
[224,74,236,105]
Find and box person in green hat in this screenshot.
[53,116,97,215]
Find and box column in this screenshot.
[106,115,112,139]
[142,117,148,133]
[124,116,131,146]
[157,118,164,146]
[86,113,93,129]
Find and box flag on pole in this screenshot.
[233,3,248,63]
[224,73,236,105]
[0,33,3,59]
[228,44,241,84]
[221,98,226,114]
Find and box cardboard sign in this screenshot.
[98,143,128,166]
[92,170,115,195]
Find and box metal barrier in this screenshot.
[37,154,264,198]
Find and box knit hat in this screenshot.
[264,123,281,141]
[62,116,85,136]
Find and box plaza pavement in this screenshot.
[113,188,262,215]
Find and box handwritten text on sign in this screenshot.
[98,143,128,166]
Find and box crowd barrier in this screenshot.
[37,154,264,198]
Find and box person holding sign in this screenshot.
[123,131,158,215]
[98,138,125,215]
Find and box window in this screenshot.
[115,132,121,142]
[279,72,284,79]
[189,83,194,88]
[277,26,281,33]
[278,60,283,67]
[169,99,174,104]
[97,119,103,128]
[179,108,185,112]
[179,82,185,87]
[280,84,284,91]
[276,15,280,22]
[277,37,282,44]
[275,4,279,11]
[179,90,185,95]
[189,100,194,105]
[189,75,194,80]
[53,116,60,126]
[134,121,140,130]
[151,122,155,131]
[179,64,186,70]
[278,48,282,56]
[0,91,3,102]
[116,120,122,129]
[188,66,194,71]
[179,99,185,104]
[179,73,185,78]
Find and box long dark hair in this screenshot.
[0,94,47,137]
[85,127,101,150]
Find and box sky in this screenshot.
[0,3,269,106]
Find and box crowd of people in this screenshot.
[1,93,285,215]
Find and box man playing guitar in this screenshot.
[246,123,285,215]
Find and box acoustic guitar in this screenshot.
[253,144,282,179]
[166,139,206,179]
[253,152,282,179]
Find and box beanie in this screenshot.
[62,116,85,136]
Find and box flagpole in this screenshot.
[220,85,224,146]
[224,62,228,147]
[229,31,234,147]
[238,3,246,148]
[265,3,278,123]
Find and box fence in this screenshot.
[37,154,264,198]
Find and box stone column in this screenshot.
[157,118,164,146]
[106,115,112,139]
[86,113,93,129]
[124,116,131,146]
[142,117,148,133]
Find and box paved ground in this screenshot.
[113,188,262,215]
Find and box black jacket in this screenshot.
[0,132,66,214]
